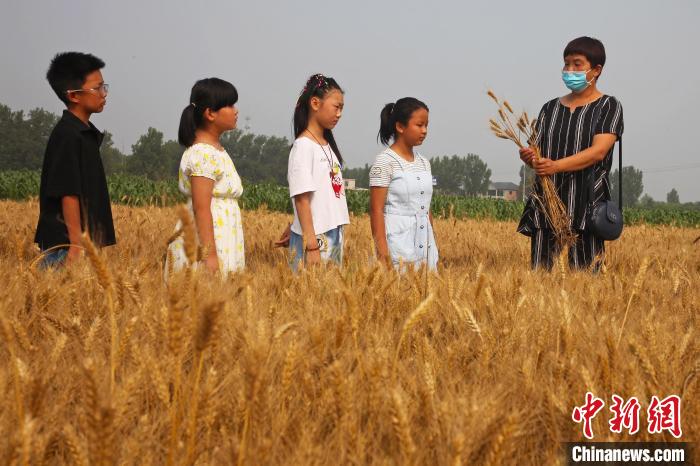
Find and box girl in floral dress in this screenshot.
[166,78,244,277]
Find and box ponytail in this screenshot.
[378,103,396,146]
[376,97,429,146]
[324,130,343,168]
[178,103,198,147]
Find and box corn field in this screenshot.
[0,199,698,465]
[2,170,699,227]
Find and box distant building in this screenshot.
[343,179,367,191]
[486,181,520,201]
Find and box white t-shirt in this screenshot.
[369,149,431,187]
[288,136,350,235]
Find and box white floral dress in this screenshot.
[166,143,244,276]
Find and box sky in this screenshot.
[1,0,699,201]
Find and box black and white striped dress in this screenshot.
[517,95,624,236]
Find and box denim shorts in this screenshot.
[39,248,68,270]
[289,225,344,272]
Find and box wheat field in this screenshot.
[0,199,697,465]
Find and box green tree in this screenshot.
[429,155,461,194]
[255,134,291,185]
[162,140,184,178]
[610,166,643,207]
[343,164,370,188]
[101,131,127,175]
[127,127,169,180]
[462,154,491,196]
[0,104,59,170]
[431,154,491,196]
[640,193,655,208]
[222,130,290,185]
[666,188,680,204]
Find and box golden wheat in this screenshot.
[0,199,697,465]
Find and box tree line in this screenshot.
[345,154,492,196]
[0,103,302,186]
[0,103,495,195]
[1,102,696,207]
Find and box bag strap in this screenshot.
[587,136,622,210]
[618,137,622,211]
[586,99,623,210]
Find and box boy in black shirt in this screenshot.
[35,52,116,267]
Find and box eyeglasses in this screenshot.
[66,83,110,96]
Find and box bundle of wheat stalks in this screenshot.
[487,90,575,249]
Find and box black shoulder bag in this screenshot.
[586,138,623,240]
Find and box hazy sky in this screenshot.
[2,0,699,201]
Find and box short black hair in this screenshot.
[563,37,606,69]
[46,52,105,105]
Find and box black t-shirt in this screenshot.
[517,95,624,236]
[34,110,116,250]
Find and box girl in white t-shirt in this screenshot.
[369,97,438,270]
[275,74,350,270]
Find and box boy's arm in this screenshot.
[61,195,82,263]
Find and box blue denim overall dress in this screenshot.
[383,152,438,270]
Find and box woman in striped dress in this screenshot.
[518,36,624,271]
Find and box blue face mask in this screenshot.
[562,70,593,92]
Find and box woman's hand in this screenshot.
[532,157,560,176]
[274,223,291,248]
[519,147,536,167]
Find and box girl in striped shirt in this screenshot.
[369,97,438,270]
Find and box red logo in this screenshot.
[609,394,641,435]
[647,395,682,438]
[572,393,682,440]
[572,392,605,439]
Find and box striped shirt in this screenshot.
[369,149,431,187]
[518,95,624,235]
